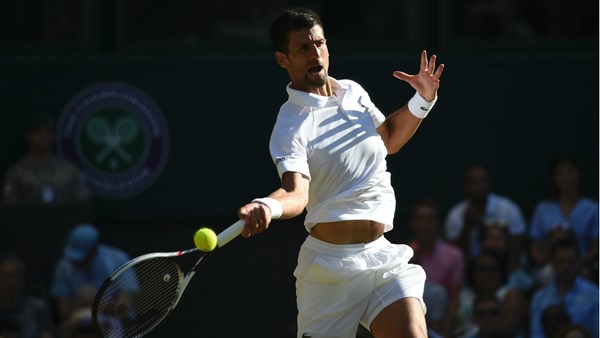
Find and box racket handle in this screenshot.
[217,219,244,247]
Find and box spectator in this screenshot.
[408,197,464,337]
[444,164,527,273]
[2,113,90,205]
[58,285,97,338]
[422,280,448,338]
[0,253,55,338]
[540,303,571,338]
[457,250,528,338]
[463,294,505,338]
[478,220,535,293]
[529,238,599,338]
[529,153,599,283]
[51,223,130,323]
[555,324,593,338]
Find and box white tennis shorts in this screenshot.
[294,235,426,338]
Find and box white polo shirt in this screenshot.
[269,78,396,232]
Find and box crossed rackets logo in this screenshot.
[85,116,140,165]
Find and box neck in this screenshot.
[28,150,53,165]
[558,190,580,203]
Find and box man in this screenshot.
[2,113,90,205]
[408,197,464,337]
[0,254,55,338]
[51,223,131,323]
[465,294,505,338]
[444,164,526,272]
[237,7,444,338]
[529,239,599,338]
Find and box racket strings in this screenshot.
[94,258,183,338]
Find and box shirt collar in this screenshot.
[286,77,346,108]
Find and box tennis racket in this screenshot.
[91,219,245,338]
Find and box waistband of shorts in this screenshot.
[302,234,389,256]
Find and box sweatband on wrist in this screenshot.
[252,197,282,219]
[408,92,437,119]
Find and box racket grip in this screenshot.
[217,219,244,247]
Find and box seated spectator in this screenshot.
[555,324,593,338]
[51,223,131,324]
[457,251,528,338]
[408,197,464,337]
[445,164,527,273]
[58,285,97,338]
[0,253,55,338]
[529,239,599,338]
[2,113,90,205]
[479,220,535,293]
[423,280,448,338]
[463,293,505,338]
[541,303,571,338]
[529,153,599,284]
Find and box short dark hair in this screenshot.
[270,7,323,53]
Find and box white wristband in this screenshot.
[408,92,437,119]
[252,197,282,219]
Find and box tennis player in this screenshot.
[237,7,444,338]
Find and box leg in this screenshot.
[370,297,427,338]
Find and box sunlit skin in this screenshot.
[239,20,445,338]
[275,25,331,96]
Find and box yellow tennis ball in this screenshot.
[194,227,217,252]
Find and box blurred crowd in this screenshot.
[1,113,598,338]
[0,0,597,46]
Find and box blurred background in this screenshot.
[0,0,597,337]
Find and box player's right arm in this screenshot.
[238,171,309,237]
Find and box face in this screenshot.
[553,162,580,194]
[463,166,490,203]
[472,255,502,292]
[552,246,579,285]
[474,300,502,334]
[0,261,24,303]
[481,226,508,254]
[410,205,439,238]
[275,25,329,94]
[26,123,55,152]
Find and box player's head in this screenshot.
[270,7,324,54]
[270,7,329,93]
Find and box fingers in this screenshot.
[420,50,427,71]
[238,203,270,238]
[428,54,436,75]
[434,63,445,79]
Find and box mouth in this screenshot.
[308,65,323,76]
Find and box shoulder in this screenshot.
[99,244,130,261]
[439,241,463,258]
[579,197,599,209]
[491,193,523,212]
[446,201,468,218]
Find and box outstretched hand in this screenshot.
[393,50,444,102]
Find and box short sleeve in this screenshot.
[269,111,311,180]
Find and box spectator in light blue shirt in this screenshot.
[529,153,599,283]
[529,238,599,338]
[51,223,131,324]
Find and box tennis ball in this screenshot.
[194,227,218,252]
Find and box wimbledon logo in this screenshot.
[57,82,170,199]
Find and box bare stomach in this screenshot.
[310,220,385,244]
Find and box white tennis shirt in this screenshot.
[269,78,396,232]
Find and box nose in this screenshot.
[308,43,321,59]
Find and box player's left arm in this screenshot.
[377,50,444,154]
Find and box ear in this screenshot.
[275,51,288,69]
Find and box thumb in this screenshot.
[393,71,411,82]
